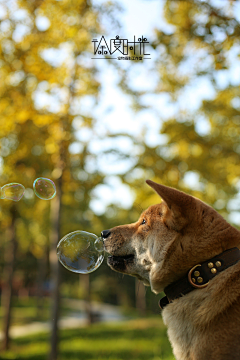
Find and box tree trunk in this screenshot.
[49,176,62,360]
[2,207,17,350]
[135,279,146,315]
[80,274,93,325]
[36,253,46,319]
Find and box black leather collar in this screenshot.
[159,247,240,310]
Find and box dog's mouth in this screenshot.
[107,254,134,271]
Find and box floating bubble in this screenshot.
[94,236,104,253]
[1,183,25,201]
[57,230,104,274]
[33,177,56,200]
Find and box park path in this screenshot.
[0,299,126,340]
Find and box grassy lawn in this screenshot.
[0,318,175,360]
[0,297,78,327]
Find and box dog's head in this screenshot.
[102,180,240,294]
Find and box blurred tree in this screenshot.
[0,0,118,357]
[1,206,17,350]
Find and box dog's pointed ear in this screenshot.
[146,180,195,231]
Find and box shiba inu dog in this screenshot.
[102,180,240,360]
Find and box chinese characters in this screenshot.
[92,35,151,60]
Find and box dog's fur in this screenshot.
[103,180,240,360]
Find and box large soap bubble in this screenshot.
[33,177,56,200]
[0,183,25,201]
[57,231,104,274]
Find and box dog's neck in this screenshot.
[159,247,240,309]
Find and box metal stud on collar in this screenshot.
[188,264,209,289]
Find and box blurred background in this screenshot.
[0,0,240,359]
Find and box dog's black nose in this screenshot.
[101,230,111,239]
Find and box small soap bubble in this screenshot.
[1,183,25,201]
[57,230,104,274]
[94,237,104,252]
[33,177,56,200]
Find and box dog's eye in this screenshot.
[141,219,146,225]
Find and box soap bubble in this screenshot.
[94,237,104,252]
[57,230,104,274]
[33,177,56,200]
[1,183,25,201]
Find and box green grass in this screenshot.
[0,318,175,360]
[0,297,79,326]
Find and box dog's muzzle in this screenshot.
[107,254,134,272]
[101,228,135,272]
